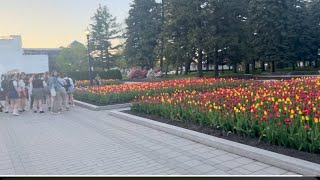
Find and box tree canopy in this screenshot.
[122,0,320,77]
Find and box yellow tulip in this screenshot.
[264,111,268,116]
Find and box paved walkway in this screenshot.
[0,106,298,175]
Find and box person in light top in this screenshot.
[63,74,75,107]
[18,72,27,112]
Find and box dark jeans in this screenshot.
[30,94,34,109]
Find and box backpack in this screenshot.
[8,80,16,92]
[65,78,71,88]
[1,80,9,92]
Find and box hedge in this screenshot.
[66,69,123,80]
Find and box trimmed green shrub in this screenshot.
[66,69,122,81]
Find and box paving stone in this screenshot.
[263,166,288,175]
[192,164,217,174]
[253,161,272,168]
[227,169,243,175]
[233,157,255,165]
[250,170,276,175]
[205,169,231,175]
[174,155,193,162]
[241,163,265,172]
[232,167,253,175]
[219,160,243,169]
[182,160,204,167]
[285,172,301,176]
[214,154,236,162]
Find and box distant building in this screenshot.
[0,35,47,74]
[23,48,61,72]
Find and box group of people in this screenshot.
[0,71,75,116]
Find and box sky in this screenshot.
[0,0,132,48]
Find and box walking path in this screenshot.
[0,106,298,175]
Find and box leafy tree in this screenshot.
[125,0,162,69]
[56,41,88,73]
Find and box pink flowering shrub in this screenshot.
[128,67,147,80]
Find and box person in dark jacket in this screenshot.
[32,74,47,113]
[7,74,20,116]
[1,74,10,113]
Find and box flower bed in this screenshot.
[74,78,252,106]
[75,79,122,87]
[132,78,320,154]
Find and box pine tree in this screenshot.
[90,4,120,70]
[308,0,320,67]
[249,0,292,72]
[125,0,162,69]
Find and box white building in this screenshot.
[0,35,49,74]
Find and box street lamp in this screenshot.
[85,30,93,86]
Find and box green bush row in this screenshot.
[66,69,122,81]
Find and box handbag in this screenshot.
[50,86,56,97]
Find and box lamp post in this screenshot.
[85,30,93,86]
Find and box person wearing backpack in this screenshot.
[63,74,75,107]
[58,73,69,111]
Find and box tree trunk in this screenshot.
[160,0,165,71]
[106,52,110,70]
[303,60,306,67]
[261,61,265,71]
[180,66,183,74]
[175,65,179,76]
[206,55,210,72]
[245,63,250,74]
[221,65,224,74]
[197,49,203,77]
[214,46,219,77]
[272,61,276,73]
[315,59,319,68]
[292,62,296,71]
[165,63,169,76]
[252,59,256,73]
[233,63,237,73]
[175,56,179,76]
[184,59,192,75]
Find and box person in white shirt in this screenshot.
[18,73,27,112]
